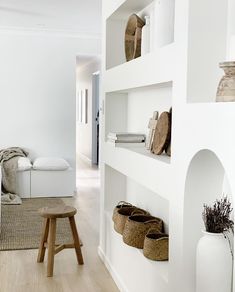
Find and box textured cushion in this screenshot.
[18,157,32,171]
[33,157,70,171]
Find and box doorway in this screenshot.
[76,55,101,166]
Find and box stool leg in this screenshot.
[69,216,84,265]
[47,218,57,277]
[37,218,50,263]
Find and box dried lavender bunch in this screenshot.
[202,196,234,233]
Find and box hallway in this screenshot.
[0,161,118,292]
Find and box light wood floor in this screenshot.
[0,161,119,292]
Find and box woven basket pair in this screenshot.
[143,229,169,261]
[123,215,164,249]
[112,201,148,235]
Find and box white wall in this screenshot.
[126,178,169,233]
[127,85,172,135]
[76,57,101,162]
[0,29,101,178]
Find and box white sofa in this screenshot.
[16,157,75,198]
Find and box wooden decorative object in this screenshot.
[125,14,145,62]
[165,107,172,156]
[146,111,159,150]
[216,61,235,102]
[166,143,171,156]
[152,111,171,155]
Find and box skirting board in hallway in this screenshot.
[98,246,130,292]
[77,152,92,166]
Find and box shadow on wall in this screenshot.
[182,149,234,292]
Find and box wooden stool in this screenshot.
[37,205,84,277]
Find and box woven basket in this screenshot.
[123,215,164,249]
[143,230,169,261]
[114,207,149,235]
[112,201,132,223]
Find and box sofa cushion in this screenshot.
[33,157,70,171]
[18,157,32,171]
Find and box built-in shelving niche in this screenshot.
[105,82,172,163]
[106,0,175,70]
[183,149,234,291]
[103,164,169,292]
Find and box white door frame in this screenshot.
[91,71,100,165]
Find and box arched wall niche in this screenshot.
[182,149,234,292]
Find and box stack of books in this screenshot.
[107,132,146,147]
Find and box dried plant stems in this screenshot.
[202,196,234,233]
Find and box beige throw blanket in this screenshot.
[0,147,28,205]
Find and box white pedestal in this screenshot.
[30,168,75,197]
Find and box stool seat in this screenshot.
[39,205,77,219]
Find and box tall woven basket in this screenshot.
[114,207,149,235]
[143,230,169,261]
[123,215,164,249]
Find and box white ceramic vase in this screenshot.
[196,231,233,292]
[154,0,175,48]
[141,16,150,55]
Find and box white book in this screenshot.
[108,134,145,142]
[108,137,145,143]
[107,141,145,148]
[108,132,145,139]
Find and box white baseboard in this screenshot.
[77,152,92,165]
[98,246,130,292]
